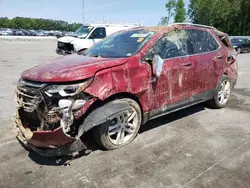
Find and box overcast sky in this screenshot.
[0,0,190,26]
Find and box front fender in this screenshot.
[77,102,131,137]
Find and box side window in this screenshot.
[244,39,250,44]
[187,30,219,54]
[148,29,189,59]
[90,27,106,39]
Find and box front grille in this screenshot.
[16,80,45,112]
[57,41,74,52]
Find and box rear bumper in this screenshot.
[13,115,86,157]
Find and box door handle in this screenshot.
[182,62,193,67]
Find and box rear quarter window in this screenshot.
[187,30,219,54]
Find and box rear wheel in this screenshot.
[208,75,231,109]
[93,98,141,150]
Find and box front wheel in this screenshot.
[208,75,231,109]
[93,98,141,150]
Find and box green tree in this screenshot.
[188,0,250,35]
[158,0,176,25]
[0,17,82,32]
[174,0,185,22]
[0,17,10,28]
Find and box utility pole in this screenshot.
[82,0,85,24]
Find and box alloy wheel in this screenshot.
[108,108,138,145]
[217,80,231,105]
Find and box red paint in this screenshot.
[22,54,128,82]
[20,25,238,147]
[74,98,97,119]
[28,127,75,148]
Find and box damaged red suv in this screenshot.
[14,23,238,157]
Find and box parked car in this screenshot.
[21,29,32,36]
[12,29,25,36]
[36,30,46,36]
[0,29,8,36]
[29,30,37,36]
[13,23,238,157]
[0,28,13,36]
[56,23,141,55]
[231,38,250,53]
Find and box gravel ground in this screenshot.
[0,39,250,188]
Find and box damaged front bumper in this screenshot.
[13,115,87,157]
[14,79,98,156]
[56,48,73,55]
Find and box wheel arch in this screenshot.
[77,48,88,55]
[99,92,144,123]
[77,92,144,137]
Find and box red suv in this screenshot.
[14,24,238,157]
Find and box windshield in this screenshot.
[84,29,155,58]
[75,26,93,38]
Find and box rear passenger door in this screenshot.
[187,29,221,95]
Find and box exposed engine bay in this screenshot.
[15,79,93,138]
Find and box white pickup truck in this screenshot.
[56,23,140,55]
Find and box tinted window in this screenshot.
[244,39,250,44]
[90,27,106,39]
[84,29,155,58]
[150,30,189,59]
[187,30,219,54]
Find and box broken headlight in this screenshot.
[44,78,93,97]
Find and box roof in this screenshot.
[145,23,216,34]
[86,23,142,28]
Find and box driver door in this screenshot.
[89,27,107,44]
[147,30,194,111]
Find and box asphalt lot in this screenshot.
[0,38,250,188]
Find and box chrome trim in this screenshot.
[18,79,47,88]
[16,89,39,99]
[16,80,44,113]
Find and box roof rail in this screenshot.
[89,20,143,27]
[170,23,215,29]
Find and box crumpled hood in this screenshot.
[21,54,128,82]
[58,36,78,43]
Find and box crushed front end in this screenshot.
[13,79,94,157]
[56,41,74,55]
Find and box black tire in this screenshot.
[77,48,87,55]
[208,75,232,109]
[93,98,142,150]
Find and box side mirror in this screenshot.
[152,54,164,78]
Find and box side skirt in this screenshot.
[142,90,214,124]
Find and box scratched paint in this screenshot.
[15,24,238,155]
